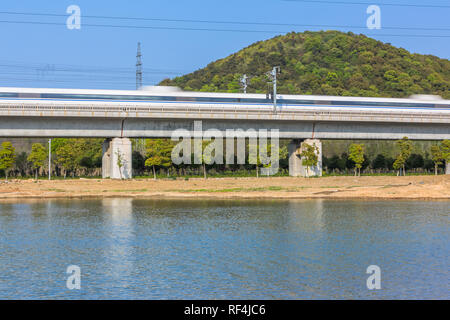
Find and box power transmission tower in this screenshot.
[136,42,143,90]
[240,74,249,94]
[266,66,281,112]
[136,42,144,151]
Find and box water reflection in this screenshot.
[0,198,448,299]
[101,198,135,289]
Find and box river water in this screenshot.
[0,198,448,299]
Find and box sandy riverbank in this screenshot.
[0,175,449,200]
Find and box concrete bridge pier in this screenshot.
[446,162,450,175]
[288,139,323,177]
[288,139,303,177]
[102,138,132,179]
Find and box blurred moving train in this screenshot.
[0,86,448,110]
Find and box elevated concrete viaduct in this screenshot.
[1,100,449,178]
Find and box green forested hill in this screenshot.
[160,30,450,99]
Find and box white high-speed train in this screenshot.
[0,86,448,110]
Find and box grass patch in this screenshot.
[45,188,66,192]
[110,189,148,193]
[172,188,243,193]
[215,188,245,193]
[381,184,410,189]
[169,186,292,193]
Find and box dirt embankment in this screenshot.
[0,175,449,200]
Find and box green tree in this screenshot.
[201,141,209,179]
[53,138,103,178]
[145,154,162,179]
[371,154,386,171]
[393,157,404,176]
[406,154,424,171]
[116,150,124,179]
[248,142,264,178]
[441,140,450,174]
[77,138,103,174]
[145,139,173,180]
[248,142,285,178]
[0,142,16,181]
[430,145,443,175]
[299,142,319,178]
[55,139,81,178]
[247,141,275,178]
[262,144,287,177]
[132,151,145,176]
[27,143,46,180]
[277,145,289,175]
[348,143,365,176]
[199,140,219,179]
[15,152,29,177]
[394,137,413,176]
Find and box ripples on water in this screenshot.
[0,198,448,299]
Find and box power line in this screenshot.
[0,71,142,81]
[0,66,182,76]
[0,59,184,88]
[0,19,282,33]
[0,19,449,38]
[0,77,141,85]
[0,61,186,75]
[0,70,171,80]
[282,0,450,8]
[0,10,449,31]
[0,75,160,82]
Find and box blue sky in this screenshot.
[0,0,449,89]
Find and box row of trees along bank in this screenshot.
[324,138,450,176]
[0,138,449,180]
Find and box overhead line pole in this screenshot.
[268,66,281,113]
[240,74,248,94]
[48,138,51,180]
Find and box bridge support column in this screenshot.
[289,139,323,177]
[446,162,450,175]
[102,139,112,178]
[102,138,132,179]
[289,139,303,177]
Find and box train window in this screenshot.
[314,100,331,105]
[0,93,19,98]
[18,93,41,98]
